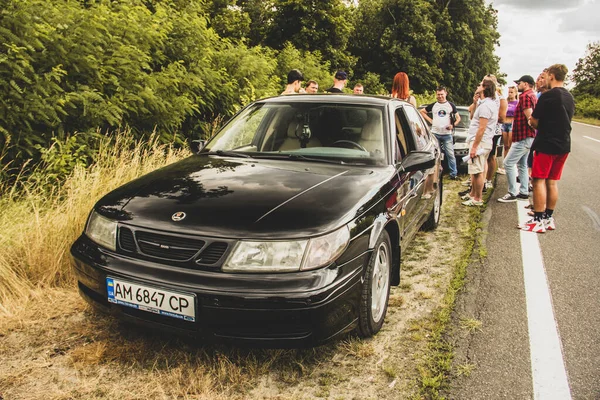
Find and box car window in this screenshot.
[403,106,431,151]
[394,108,416,161]
[204,102,388,166]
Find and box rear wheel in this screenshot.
[357,230,391,337]
[422,178,442,231]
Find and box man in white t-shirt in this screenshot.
[420,86,461,179]
[461,79,499,206]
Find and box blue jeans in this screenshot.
[504,137,533,196]
[434,133,457,177]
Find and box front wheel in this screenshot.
[357,230,391,337]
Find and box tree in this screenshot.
[572,41,600,97]
[349,0,501,103]
[263,0,356,69]
[350,0,443,94]
[431,0,501,103]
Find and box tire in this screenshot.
[357,230,391,338]
[422,178,442,231]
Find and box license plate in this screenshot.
[106,277,196,322]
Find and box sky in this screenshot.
[490,0,600,88]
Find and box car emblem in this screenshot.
[171,212,186,221]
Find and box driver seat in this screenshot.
[359,109,384,155]
[279,120,321,151]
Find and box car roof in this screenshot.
[418,103,470,110]
[257,94,406,107]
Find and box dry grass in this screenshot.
[0,131,189,313]
[0,164,476,399]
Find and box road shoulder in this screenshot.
[444,174,533,399]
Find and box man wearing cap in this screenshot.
[498,74,537,203]
[326,71,347,93]
[281,69,304,95]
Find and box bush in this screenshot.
[275,42,333,92]
[0,0,336,178]
[574,95,600,120]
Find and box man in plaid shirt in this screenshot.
[498,75,537,202]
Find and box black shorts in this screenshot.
[488,134,502,159]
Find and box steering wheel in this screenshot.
[331,140,368,152]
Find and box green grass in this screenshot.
[455,363,476,377]
[411,187,483,399]
[460,317,483,332]
[573,116,600,126]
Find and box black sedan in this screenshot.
[70,94,443,347]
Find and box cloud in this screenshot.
[559,2,600,33]
[492,0,585,10]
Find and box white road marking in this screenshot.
[583,135,600,144]
[582,206,600,231]
[517,203,572,399]
[573,121,600,129]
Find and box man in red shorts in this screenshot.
[519,64,575,233]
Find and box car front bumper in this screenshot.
[70,235,369,347]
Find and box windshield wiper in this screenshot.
[206,150,254,159]
[254,153,357,165]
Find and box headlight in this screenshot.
[85,210,117,251]
[222,226,350,273]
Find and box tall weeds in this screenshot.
[0,130,189,314]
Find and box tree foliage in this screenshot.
[431,0,502,103]
[573,41,600,97]
[0,0,331,177]
[349,0,500,104]
[572,42,600,118]
[1,0,502,179]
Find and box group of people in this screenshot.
[281,69,422,99]
[440,65,574,234]
[281,69,365,95]
[281,65,575,233]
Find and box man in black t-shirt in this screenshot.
[519,64,575,233]
[326,71,348,93]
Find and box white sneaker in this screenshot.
[543,217,556,231]
[498,193,517,203]
[462,198,483,207]
[518,218,546,233]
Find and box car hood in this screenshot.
[96,155,395,239]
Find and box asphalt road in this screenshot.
[446,122,600,400]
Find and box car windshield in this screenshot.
[456,109,471,129]
[202,102,387,166]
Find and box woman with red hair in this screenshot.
[391,72,417,108]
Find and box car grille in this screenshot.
[118,226,230,268]
[136,231,205,261]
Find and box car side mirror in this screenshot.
[398,151,436,172]
[190,139,206,154]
